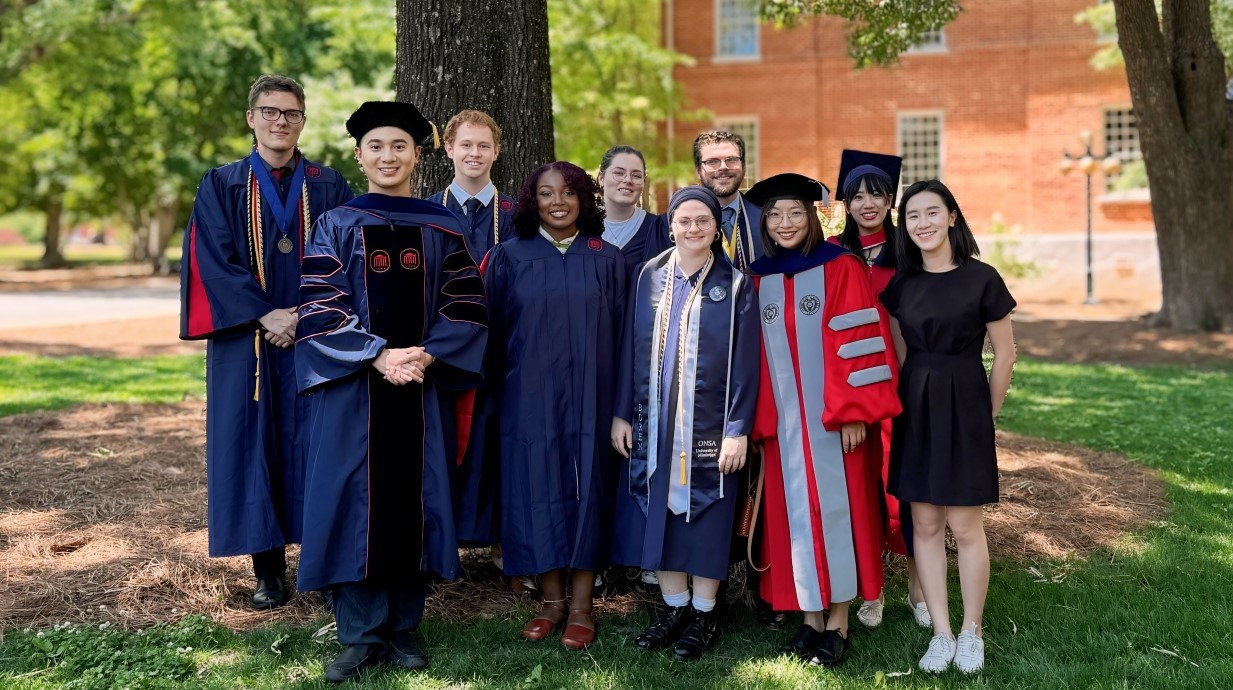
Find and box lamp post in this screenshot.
[1060,130,1122,305]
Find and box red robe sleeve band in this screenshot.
[820,255,902,431]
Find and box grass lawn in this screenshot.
[0,357,1229,689]
[0,354,203,417]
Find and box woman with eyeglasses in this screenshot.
[598,145,670,279]
[745,174,901,667]
[485,161,626,650]
[610,185,759,661]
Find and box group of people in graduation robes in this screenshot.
[182,75,1017,679]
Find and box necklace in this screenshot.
[443,186,500,247]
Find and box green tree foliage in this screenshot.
[758,0,961,67]
[0,0,394,267]
[1075,1,1233,74]
[548,0,704,187]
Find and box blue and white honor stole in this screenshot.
[630,249,743,521]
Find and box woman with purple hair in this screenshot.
[483,161,627,650]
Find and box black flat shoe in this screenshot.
[808,629,850,667]
[324,643,386,683]
[251,576,290,610]
[635,604,693,651]
[672,609,719,662]
[388,633,430,670]
[780,623,824,658]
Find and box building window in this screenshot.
[716,0,759,59]
[905,28,947,54]
[715,118,758,191]
[897,113,943,188]
[1104,107,1146,190]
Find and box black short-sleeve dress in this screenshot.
[880,259,1016,506]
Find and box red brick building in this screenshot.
[665,0,1159,302]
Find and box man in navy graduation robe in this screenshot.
[179,74,352,609]
[295,100,488,681]
[693,130,765,272]
[425,110,515,546]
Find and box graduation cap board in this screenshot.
[835,149,903,202]
[744,173,831,209]
[346,101,439,149]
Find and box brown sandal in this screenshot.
[520,599,566,642]
[561,607,597,649]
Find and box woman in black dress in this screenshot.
[879,180,1016,675]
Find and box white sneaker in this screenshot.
[919,633,956,673]
[906,594,932,628]
[954,624,985,674]
[856,592,885,627]
[640,570,659,586]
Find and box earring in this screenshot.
[669,232,676,244]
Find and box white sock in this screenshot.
[692,595,716,612]
[663,590,690,608]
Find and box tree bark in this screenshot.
[1114,0,1233,331]
[40,198,66,269]
[396,0,555,199]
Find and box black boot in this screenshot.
[672,609,719,661]
[324,643,386,683]
[251,576,290,610]
[251,548,289,610]
[634,604,694,651]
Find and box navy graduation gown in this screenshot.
[724,194,765,272]
[485,233,626,576]
[614,212,671,282]
[426,188,516,263]
[179,154,352,558]
[610,248,759,579]
[294,194,488,592]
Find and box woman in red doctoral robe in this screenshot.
[745,174,901,667]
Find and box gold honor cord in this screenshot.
[443,187,501,247]
[654,251,715,486]
[723,202,746,267]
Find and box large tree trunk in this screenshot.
[395,0,555,199]
[149,199,179,273]
[1114,0,1233,331]
[40,198,66,269]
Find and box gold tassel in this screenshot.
[680,451,687,485]
[253,331,261,402]
[430,121,441,150]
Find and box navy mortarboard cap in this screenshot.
[744,173,830,208]
[346,101,440,149]
[835,149,903,202]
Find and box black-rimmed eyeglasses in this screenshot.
[249,106,306,124]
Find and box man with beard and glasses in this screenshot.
[692,130,764,273]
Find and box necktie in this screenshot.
[464,197,483,218]
[721,206,736,233]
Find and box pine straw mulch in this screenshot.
[0,403,1166,633]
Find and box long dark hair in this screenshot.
[839,172,897,269]
[513,161,606,238]
[895,179,980,271]
[758,199,825,258]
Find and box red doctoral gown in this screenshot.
[749,246,901,612]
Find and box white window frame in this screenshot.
[1102,105,1145,192]
[714,116,759,191]
[713,0,760,62]
[896,111,945,192]
[905,28,948,55]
